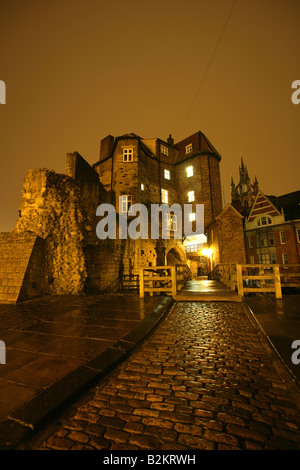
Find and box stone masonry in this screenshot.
[0,131,246,302]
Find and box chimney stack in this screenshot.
[100,135,114,161]
[167,134,174,146]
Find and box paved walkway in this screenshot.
[174,280,242,302]
[0,293,172,449]
[23,300,300,450]
[246,294,300,386]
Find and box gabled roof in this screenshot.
[174,131,222,164]
[207,204,243,229]
[247,191,281,223]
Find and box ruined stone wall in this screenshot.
[0,232,45,303]
[15,168,87,295]
[13,152,113,297]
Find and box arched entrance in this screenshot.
[166,245,186,266]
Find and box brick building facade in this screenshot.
[244,190,300,267]
[231,158,300,274]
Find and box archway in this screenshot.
[166,245,186,266]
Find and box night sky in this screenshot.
[1,0,299,232]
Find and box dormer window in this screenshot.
[161,145,168,156]
[185,143,193,154]
[123,148,133,162]
[256,216,272,226]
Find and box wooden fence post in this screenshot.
[236,264,244,298]
[274,266,282,299]
[172,266,177,297]
[139,269,144,298]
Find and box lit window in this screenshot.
[188,190,195,202]
[164,169,170,180]
[165,213,177,231]
[120,195,132,213]
[141,183,144,191]
[186,242,198,253]
[189,213,196,222]
[282,253,288,264]
[280,231,286,244]
[161,189,168,204]
[123,148,133,162]
[185,143,193,154]
[186,166,193,177]
[161,145,168,155]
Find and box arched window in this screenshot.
[256,215,272,227]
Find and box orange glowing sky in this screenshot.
[0,0,299,232]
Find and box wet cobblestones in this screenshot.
[33,302,300,450]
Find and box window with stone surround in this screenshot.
[188,190,195,202]
[120,195,132,213]
[257,216,272,227]
[186,166,193,177]
[280,231,286,244]
[185,143,193,154]
[164,169,170,180]
[161,145,168,156]
[269,232,275,246]
[165,213,177,231]
[123,148,133,162]
[282,253,288,264]
[161,189,168,204]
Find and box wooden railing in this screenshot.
[212,263,300,300]
[121,274,139,290]
[236,264,282,299]
[139,264,191,298]
[278,264,300,288]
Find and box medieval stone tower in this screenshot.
[0,130,223,303]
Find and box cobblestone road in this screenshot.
[28,302,300,450]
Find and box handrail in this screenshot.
[212,263,300,299]
[139,264,191,298]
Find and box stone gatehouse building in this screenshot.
[0,131,246,303]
